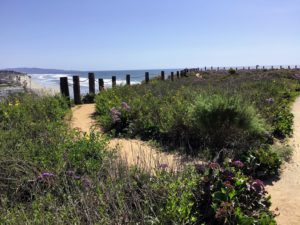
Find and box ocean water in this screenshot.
[29,69,180,96]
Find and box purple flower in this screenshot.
[222,170,235,181]
[36,172,55,181]
[67,170,81,179]
[121,102,131,111]
[158,163,168,170]
[251,179,265,192]
[231,160,244,169]
[42,172,55,177]
[110,107,121,122]
[265,98,274,104]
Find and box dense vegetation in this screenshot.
[1,69,299,224]
[96,70,300,175]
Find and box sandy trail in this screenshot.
[70,104,199,172]
[266,97,300,224]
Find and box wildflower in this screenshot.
[67,170,81,179]
[8,102,13,106]
[265,98,274,104]
[37,172,55,181]
[110,107,121,122]
[231,160,244,169]
[15,100,20,106]
[42,172,55,177]
[121,102,131,111]
[222,170,235,181]
[251,179,265,192]
[158,163,168,170]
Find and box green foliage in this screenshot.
[242,146,282,179]
[228,68,237,75]
[82,93,95,103]
[192,162,275,225]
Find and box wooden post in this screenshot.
[126,74,130,85]
[205,66,207,71]
[288,65,291,70]
[263,66,265,70]
[171,72,174,81]
[176,71,180,79]
[98,78,104,91]
[211,66,213,71]
[161,71,165,80]
[60,77,70,106]
[112,76,116,87]
[217,67,219,71]
[145,72,149,83]
[73,76,81,105]
[271,66,274,70]
[88,72,95,94]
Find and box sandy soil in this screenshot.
[266,97,300,224]
[70,103,202,172]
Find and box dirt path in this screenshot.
[70,104,199,172]
[266,97,300,224]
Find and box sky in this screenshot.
[0,0,299,70]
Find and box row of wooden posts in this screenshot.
[185,65,299,72]
[60,71,186,105]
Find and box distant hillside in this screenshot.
[2,68,80,74]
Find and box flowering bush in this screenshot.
[192,162,275,224]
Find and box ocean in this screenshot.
[29,69,180,96]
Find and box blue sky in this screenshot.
[0,0,299,70]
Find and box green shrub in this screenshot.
[242,146,281,179]
[185,94,265,157]
[192,162,275,225]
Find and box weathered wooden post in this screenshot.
[126,74,130,85]
[176,71,180,79]
[98,78,104,91]
[171,72,174,81]
[205,66,207,71]
[112,76,116,87]
[145,72,149,83]
[60,77,70,106]
[161,71,165,80]
[73,76,81,105]
[88,72,95,94]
